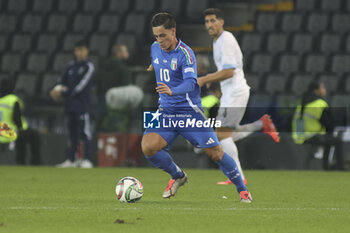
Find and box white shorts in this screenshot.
[216,89,250,128]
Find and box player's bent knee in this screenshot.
[141,133,166,157]
[204,145,224,162]
[141,139,158,157]
[216,128,232,141]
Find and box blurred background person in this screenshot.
[196,54,211,97]
[0,78,41,165]
[292,79,344,170]
[50,40,94,168]
[95,43,133,132]
[201,82,221,120]
[96,43,132,98]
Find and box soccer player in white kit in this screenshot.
[198,8,280,185]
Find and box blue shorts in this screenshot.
[144,107,220,149]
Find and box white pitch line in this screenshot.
[115,207,342,211]
[1,207,341,211]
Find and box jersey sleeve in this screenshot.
[221,36,238,70]
[180,47,197,80]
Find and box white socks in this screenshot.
[220,137,245,180]
[232,119,263,142]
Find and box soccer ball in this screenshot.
[115,176,143,203]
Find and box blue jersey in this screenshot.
[58,59,94,114]
[151,40,201,108]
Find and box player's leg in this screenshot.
[142,131,187,198]
[68,114,79,161]
[15,130,26,165]
[181,130,252,202]
[216,103,248,184]
[80,113,93,168]
[57,113,79,167]
[230,90,279,142]
[216,128,246,184]
[235,115,280,143]
[26,128,41,165]
[180,128,247,192]
[142,132,184,179]
[204,144,247,191]
[224,89,262,141]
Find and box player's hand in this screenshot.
[50,85,67,102]
[50,89,62,102]
[147,64,154,72]
[156,82,173,96]
[197,77,206,87]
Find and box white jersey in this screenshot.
[213,31,250,107]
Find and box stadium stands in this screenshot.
[11,33,32,54]
[0,0,349,168]
[265,32,288,54]
[21,13,43,33]
[98,14,121,34]
[89,33,111,56]
[36,33,58,55]
[240,32,263,55]
[1,52,22,74]
[280,12,303,33]
[32,0,54,13]
[26,53,48,73]
[278,53,300,74]
[0,0,348,109]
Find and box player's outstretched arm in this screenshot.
[197,69,234,87]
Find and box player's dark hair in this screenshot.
[74,39,88,48]
[151,12,176,29]
[204,8,224,19]
[299,79,324,119]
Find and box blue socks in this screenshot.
[146,150,246,193]
[146,149,184,179]
[216,152,247,193]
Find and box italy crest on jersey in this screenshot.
[171,58,177,70]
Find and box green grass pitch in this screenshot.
[0,166,349,233]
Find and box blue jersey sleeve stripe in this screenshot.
[222,64,236,69]
[179,44,194,65]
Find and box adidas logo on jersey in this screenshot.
[153,58,159,64]
[206,137,215,145]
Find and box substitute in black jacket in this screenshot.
[51,40,94,168]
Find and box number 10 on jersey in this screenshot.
[160,68,170,82]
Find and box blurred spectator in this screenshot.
[0,78,41,165]
[95,44,133,132]
[292,79,344,170]
[201,82,221,119]
[196,54,210,76]
[196,54,211,97]
[96,43,132,96]
[50,40,94,168]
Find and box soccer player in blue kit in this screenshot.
[141,12,252,202]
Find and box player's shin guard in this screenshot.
[146,149,184,179]
[216,152,247,193]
